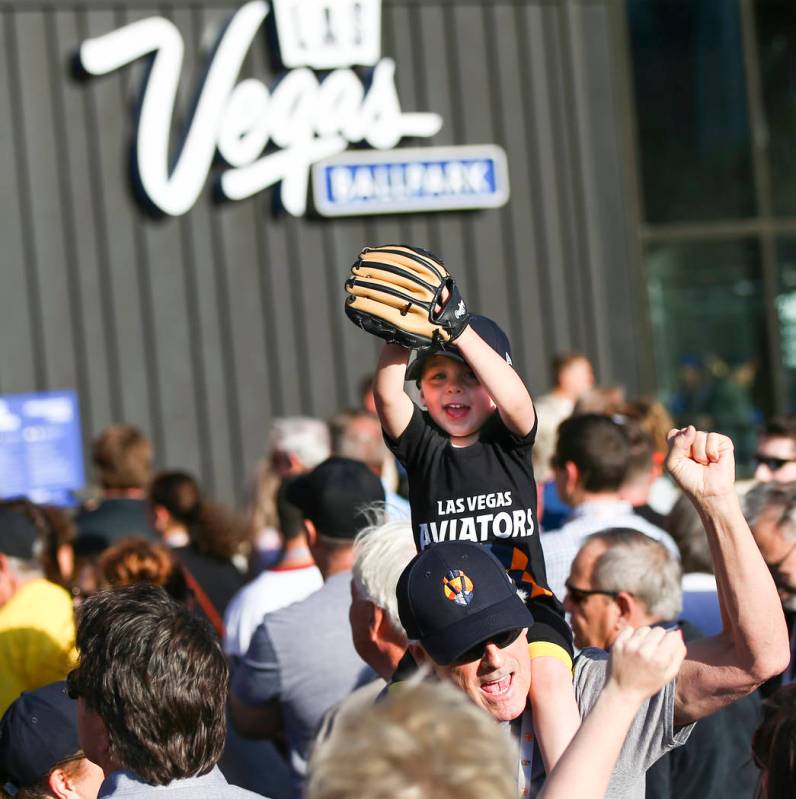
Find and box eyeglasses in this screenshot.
[564,580,620,606]
[66,667,81,700]
[451,628,524,665]
[754,453,796,472]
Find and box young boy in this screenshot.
[373,310,581,772]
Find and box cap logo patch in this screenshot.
[442,569,474,606]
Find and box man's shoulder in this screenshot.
[232,564,322,610]
[0,578,73,626]
[262,571,349,626]
[99,768,268,798]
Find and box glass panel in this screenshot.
[627,0,755,223]
[775,239,796,410]
[646,239,769,473]
[756,1,796,216]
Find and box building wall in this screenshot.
[0,0,645,502]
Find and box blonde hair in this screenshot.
[306,680,517,799]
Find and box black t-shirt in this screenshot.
[386,404,539,551]
[386,403,570,652]
[384,405,572,653]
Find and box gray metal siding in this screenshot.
[0,0,644,503]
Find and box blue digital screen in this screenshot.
[0,390,85,506]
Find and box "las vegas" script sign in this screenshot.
[77,0,510,217]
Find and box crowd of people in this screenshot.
[1,318,796,798]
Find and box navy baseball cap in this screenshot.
[396,542,533,666]
[405,315,513,382]
[285,457,385,539]
[0,681,82,791]
[0,506,40,560]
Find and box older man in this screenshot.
[565,529,760,799]
[398,427,789,798]
[542,414,678,601]
[0,505,77,714]
[744,480,796,692]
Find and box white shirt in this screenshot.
[542,500,680,600]
[223,563,323,658]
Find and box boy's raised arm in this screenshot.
[374,343,415,440]
[455,325,536,437]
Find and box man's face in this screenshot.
[0,555,15,608]
[417,628,531,722]
[755,436,796,484]
[564,541,620,650]
[76,697,110,772]
[751,505,796,610]
[419,356,496,446]
[349,579,375,666]
[559,357,594,398]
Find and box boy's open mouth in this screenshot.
[443,403,470,420]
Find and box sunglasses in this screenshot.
[452,628,524,665]
[754,454,796,472]
[564,580,620,606]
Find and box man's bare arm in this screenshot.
[665,427,790,725]
[454,325,535,437]
[373,343,414,440]
[540,627,685,799]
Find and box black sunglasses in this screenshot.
[452,628,524,665]
[754,453,796,472]
[565,580,620,606]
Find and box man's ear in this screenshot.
[48,763,82,799]
[152,504,171,531]
[565,461,580,488]
[615,591,635,622]
[407,642,428,666]
[368,603,383,638]
[48,765,72,799]
[304,518,318,547]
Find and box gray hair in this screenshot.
[588,528,682,621]
[743,482,796,541]
[353,520,417,638]
[5,554,43,579]
[268,417,330,469]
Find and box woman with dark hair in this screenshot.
[148,471,246,636]
[0,681,103,799]
[752,684,796,798]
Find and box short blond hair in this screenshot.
[306,680,517,799]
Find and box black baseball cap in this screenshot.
[0,506,40,559]
[405,315,513,382]
[285,457,385,539]
[0,681,82,791]
[396,542,533,666]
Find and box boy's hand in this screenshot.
[606,626,686,702]
[345,245,470,349]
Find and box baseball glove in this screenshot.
[344,245,470,349]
